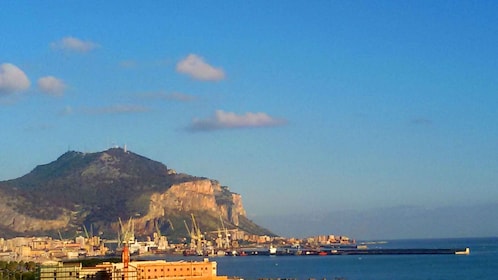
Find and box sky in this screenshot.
[1,1,498,239]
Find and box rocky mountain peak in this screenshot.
[0,148,273,239]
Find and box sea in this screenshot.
[148,237,498,280]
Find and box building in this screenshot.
[39,261,83,280]
[38,245,227,280]
[130,259,221,280]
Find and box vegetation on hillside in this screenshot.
[4,148,199,221]
[0,148,274,239]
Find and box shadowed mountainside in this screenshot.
[0,148,273,239]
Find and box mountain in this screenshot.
[0,148,274,239]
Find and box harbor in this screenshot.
[233,246,470,256]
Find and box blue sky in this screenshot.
[1,1,498,237]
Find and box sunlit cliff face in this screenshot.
[133,179,246,234]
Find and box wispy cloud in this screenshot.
[119,60,137,69]
[38,76,66,96]
[118,59,172,69]
[59,106,73,116]
[166,92,197,102]
[139,91,197,102]
[176,54,225,81]
[82,104,149,115]
[188,110,287,131]
[410,118,433,126]
[51,36,99,53]
[24,123,54,132]
[0,63,30,95]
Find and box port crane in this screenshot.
[154,219,161,239]
[118,217,135,248]
[219,215,230,249]
[168,219,174,231]
[184,214,203,255]
[83,224,90,239]
[153,219,169,251]
[58,230,67,252]
[184,219,191,237]
[82,224,95,254]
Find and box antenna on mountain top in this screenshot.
[124,144,127,153]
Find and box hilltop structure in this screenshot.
[0,148,273,240]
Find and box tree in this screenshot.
[6,261,17,272]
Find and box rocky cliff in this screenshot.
[131,179,247,235]
[0,148,273,239]
[0,190,70,232]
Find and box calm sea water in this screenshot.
[158,237,498,280]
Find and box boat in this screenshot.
[269,245,277,255]
[239,251,248,256]
[216,250,226,257]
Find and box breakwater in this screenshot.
[238,247,470,256]
[214,238,495,280]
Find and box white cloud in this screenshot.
[0,63,30,95]
[189,110,287,131]
[38,76,66,96]
[176,54,225,81]
[51,36,99,52]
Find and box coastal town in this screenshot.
[0,229,355,262]
[0,227,354,280]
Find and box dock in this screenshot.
[238,247,470,256]
[330,247,470,255]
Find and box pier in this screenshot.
[237,247,470,256]
[329,247,470,255]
